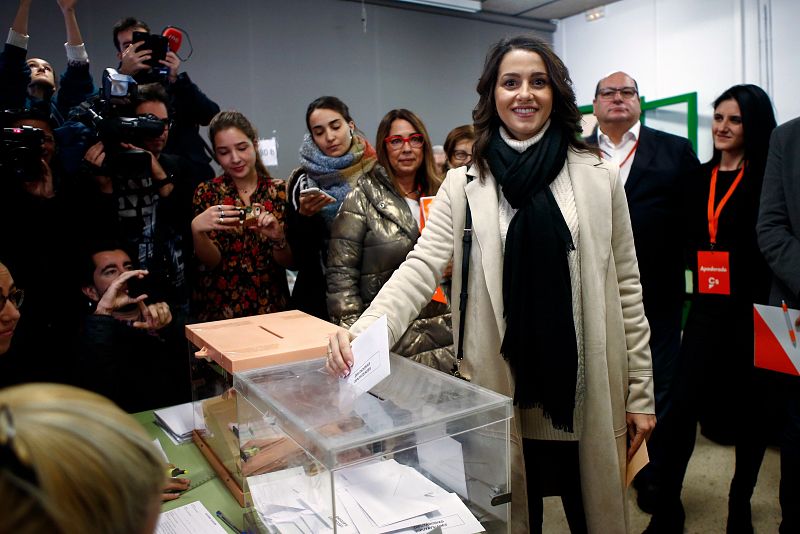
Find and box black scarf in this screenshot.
[487,125,578,432]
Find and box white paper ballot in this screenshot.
[347,315,390,392]
[418,436,469,499]
[155,501,229,534]
[258,137,278,166]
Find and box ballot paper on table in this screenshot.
[347,314,391,392]
[154,402,202,445]
[155,501,228,534]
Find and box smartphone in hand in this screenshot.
[300,187,336,202]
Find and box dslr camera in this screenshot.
[0,125,45,183]
[132,31,170,84]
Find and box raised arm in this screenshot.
[57,0,82,45]
[12,0,32,36]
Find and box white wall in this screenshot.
[555,0,799,162]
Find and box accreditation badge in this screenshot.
[697,250,730,295]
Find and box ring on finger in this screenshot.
[218,215,224,223]
[217,205,223,212]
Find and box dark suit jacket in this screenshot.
[587,125,699,320]
[758,117,800,308]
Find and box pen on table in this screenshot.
[782,300,796,347]
[215,510,241,534]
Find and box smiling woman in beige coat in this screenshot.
[327,36,655,534]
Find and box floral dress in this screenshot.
[191,173,290,322]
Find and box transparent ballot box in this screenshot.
[234,354,513,533]
[186,310,343,504]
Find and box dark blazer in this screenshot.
[587,125,699,319]
[758,117,800,308]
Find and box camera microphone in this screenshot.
[162,27,182,53]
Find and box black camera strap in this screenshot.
[451,173,474,380]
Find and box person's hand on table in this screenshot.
[161,477,190,501]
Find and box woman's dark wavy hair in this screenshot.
[375,108,441,196]
[304,96,354,132]
[709,84,776,175]
[472,35,591,176]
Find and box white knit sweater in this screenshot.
[497,124,585,441]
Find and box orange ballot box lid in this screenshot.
[186,310,344,373]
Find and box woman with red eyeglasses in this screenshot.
[326,108,454,372]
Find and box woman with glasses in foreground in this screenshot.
[326,108,454,372]
[326,36,654,533]
[0,261,22,357]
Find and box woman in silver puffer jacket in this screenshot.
[326,109,454,372]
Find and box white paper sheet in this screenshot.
[155,501,229,534]
[418,436,469,499]
[347,315,390,393]
[258,137,278,166]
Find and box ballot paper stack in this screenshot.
[154,402,199,445]
[247,459,484,534]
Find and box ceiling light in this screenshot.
[396,0,482,13]
[585,6,605,21]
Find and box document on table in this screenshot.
[347,314,390,393]
[155,501,229,534]
[154,402,198,445]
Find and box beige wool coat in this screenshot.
[351,147,655,533]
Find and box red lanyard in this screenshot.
[600,139,639,168]
[618,139,639,168]
[707,164,745,246]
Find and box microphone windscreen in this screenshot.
[162,27,182,53]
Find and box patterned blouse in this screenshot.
[192,173,290,322]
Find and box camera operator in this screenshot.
[0,0,95,125]
[81,83,194,324]
[113,17,219,185]
[76,242,188,412]
[1,109,82,383]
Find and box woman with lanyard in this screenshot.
[326,108,454,372]
[646,85,778,534]
[285,96,379,320]
[326,36,655,533]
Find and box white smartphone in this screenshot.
[300,187,336,202]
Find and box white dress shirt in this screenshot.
[597,121,641,185]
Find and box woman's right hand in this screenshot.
[191,205,244,234]
[299,192,335,217]
[325,330,355,378]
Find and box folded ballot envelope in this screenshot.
[753,304,800,376]
[186,310,344,373]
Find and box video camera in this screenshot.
[0,125,45,183]
[71,68,164,180]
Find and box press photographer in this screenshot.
[1,108,81,381]
[113,17,220,184]
[76,242,188,412]
[79,78,194,322]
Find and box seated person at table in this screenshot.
[76,241,189,412]
[0,383,165,534]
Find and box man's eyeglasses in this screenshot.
[451,150,472,163]
[384,133,425,150]
[597,87,638,101]
[139,113,173,130]
[0,288,24,310]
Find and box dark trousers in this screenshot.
[780,386,800,534]
[636,310,682,487]
[524,439,587,534]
